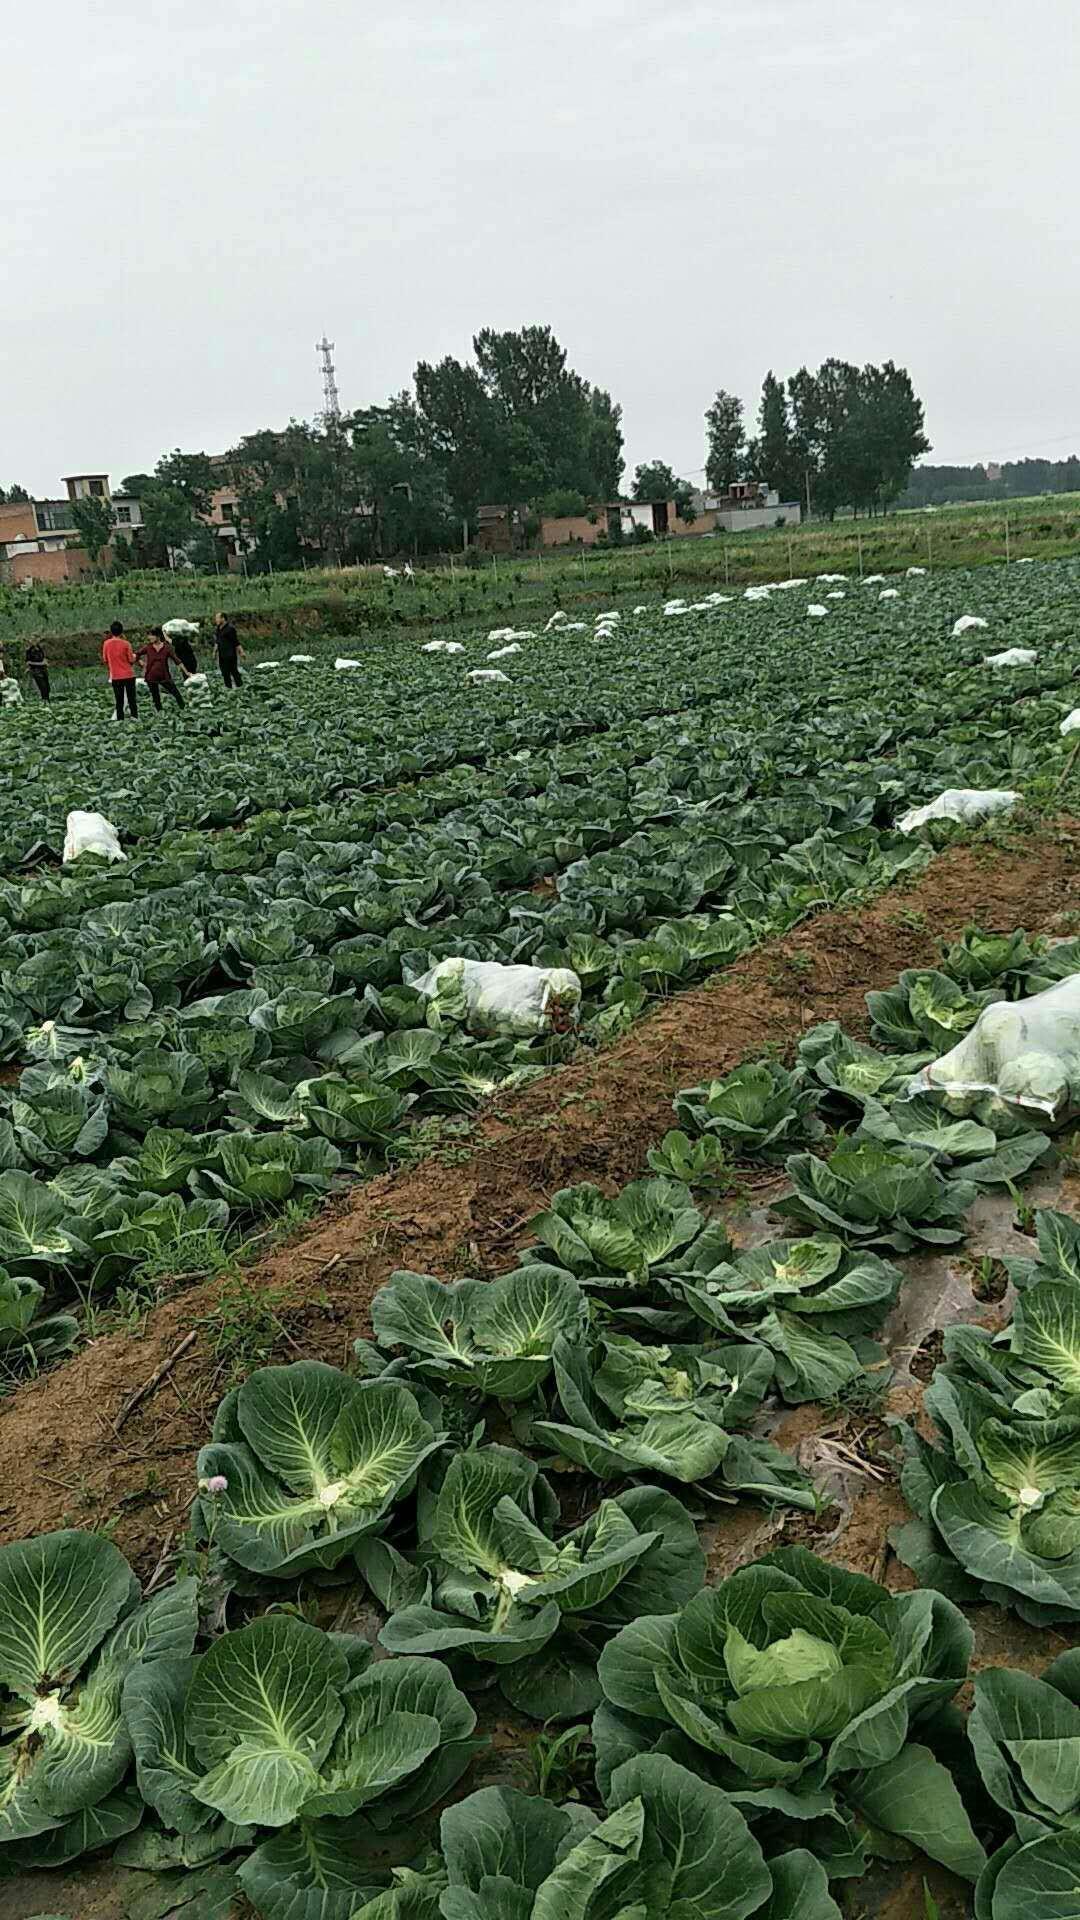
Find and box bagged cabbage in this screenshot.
[422,639,464,654]
[898,787,1019,834]
[1061,710,1080,736]
[985,647,1037,667]
[468,668,509,684]
[0,677,22,707]
[953,614,988,636]
[335,657,363,670]
[910,973,1080,1124]
[162,618,200,639]
[412,958,581,1037]
[63,809,125,863]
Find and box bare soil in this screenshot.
[2,822,1079,1576]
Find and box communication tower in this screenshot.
[316,336,341,422]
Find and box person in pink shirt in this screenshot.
[102,621,138,719]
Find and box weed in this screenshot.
[768,949,813,991]
[530,1722,594,1802]
[890,906,929,934]
[199,1270,291,1385]
[782,949,813,977]
[1005,1178,1036,1236]
[110,1284,156,1333]
[827,1363,892,1423]
[1057,1127,1080,1175]
[152,1226,238,1282]
[965,1253,1008,1303]
[389,1116,475,1171]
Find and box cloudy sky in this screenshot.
[5,0,1075,495]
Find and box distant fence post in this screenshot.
[581,549,587,584]
[723,544,729,585]
[927,525,933,570]
[1005,512,1011,565]
[492,554,498,582]
[787,537,793,579]
[857,531,864,578]
[666,542,673,583]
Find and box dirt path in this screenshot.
[3,821,1078,1569]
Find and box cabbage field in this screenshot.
[3,558,1080,1917]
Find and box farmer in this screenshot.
[168,626,198,674]
[102,620,138,719]
[213,610,244,690]
[135,628,186,712]
[24,640,50,703]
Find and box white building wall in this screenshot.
[714,503,802,531]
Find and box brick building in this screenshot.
[0,474,143,583]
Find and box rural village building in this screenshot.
[0,474,144,584]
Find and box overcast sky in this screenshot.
[5,0,1076,495]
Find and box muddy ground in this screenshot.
[3,821,1080,1918]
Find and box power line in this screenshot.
[959,428,1080,463]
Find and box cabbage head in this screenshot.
[430,1756,789,1920]
[673,1060,823,1160]
[524,1178,702,1291]
[167,1614,476,1835]
[197,1361,442,1577]
[775,1139,975,1251]
[0,1531,197,1865]
[968,1654,1080,1920]
[370,1263,588,1401]
[596,1545,985,1883]
[192,1131,340,1211]
[376,1444,704,1721]
[892,1282,1080,1624]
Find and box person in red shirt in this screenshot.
[135,629,187,712]
[102,621,138,720]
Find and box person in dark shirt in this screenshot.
[135,630,186,712]
[24,641,50,704]
[169,630,198,674]
[213,611,244,690]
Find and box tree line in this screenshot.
[2,334,933,570]
[897,457,1080,509]
[702,362,930,519]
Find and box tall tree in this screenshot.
[121,453,216,566]
[0,484,29,504]
[413,326,623,518]
[786,359,929,517]
[351,397,455,555]
[69,494,116,568]
[473,324,570,416]
[413,356,498,523]
[139,486,199,567]
[585,388,625,501]
[704,390,745,492]
[227,430,299,567]
[857,361,930,512]
[153,450,215,518]
[746,372,801,502]
[632,461,695,519]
